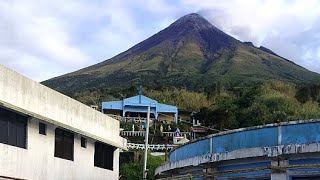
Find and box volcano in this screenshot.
[43,13,320,94]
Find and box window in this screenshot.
[81,137,86,148]
[39,122,46,135]
[0,107,27,148]
[94,142,115,170]
[54,128,74,161]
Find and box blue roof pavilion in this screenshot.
[102,95,178,123]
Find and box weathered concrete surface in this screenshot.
[0,65,126,149]
[169,119,320,161]
[0,118,120,180]
[157,120,320,179]
[271,160,288,180]
[271,173,288,180]
[156,142,320,175]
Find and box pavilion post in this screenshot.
[175,112,178,124]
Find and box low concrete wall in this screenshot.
[0,118,119,180]
[156,119,320,179]
[0,65,126,149]
[282,122,320,144]
[157,142,320,175]
[169,119,320,161]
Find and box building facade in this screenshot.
[0,65,127,180]
[155,119,320,180]
[102,95,178,123]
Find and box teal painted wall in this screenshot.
[169,121,320,162]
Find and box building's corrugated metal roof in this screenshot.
[102,95,178,114]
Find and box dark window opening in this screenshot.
[124,112,155,118]
[94,142,115,170]
[54,128,74,161]
[39,122,46,135]
[81,137,86,148]
[0,107,27,148]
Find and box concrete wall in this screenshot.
[282,122,320,144]
[0,65,126,149]
[169,120,320,161]
[157,120,320,180]
[0,118,119,180]
[170,139,210,161]
[212,126,278,153]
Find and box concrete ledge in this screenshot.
[156,142,320,175]
[170,118,320,154]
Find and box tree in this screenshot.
[120,152,164,180]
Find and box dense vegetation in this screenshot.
[73,80,320,130]
[195,81,320,130]
[120,152,164,180]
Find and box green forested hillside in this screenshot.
[72,80,320,129]
[195,81,320,130]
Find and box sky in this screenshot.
[1,0,320,81]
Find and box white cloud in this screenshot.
[0,0,319,82]
[0,0,92,81]
[180,0,320,73]
[135,0,179,14]
[0,0,183,82]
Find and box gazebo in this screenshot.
[102,94,178,123]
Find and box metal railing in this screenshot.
[120,131,146,136]
[120,131,191,137]
[127,143,177,151]
[162,132,191,137]
[106,114,155,123]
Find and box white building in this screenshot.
[0,65,127,180]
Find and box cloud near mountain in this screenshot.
[43,13,320,94]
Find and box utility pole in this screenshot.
[165,135,168,161]
[143,106,150,179]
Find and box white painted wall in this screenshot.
[0,118,119,180]
[0,65,126,149]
